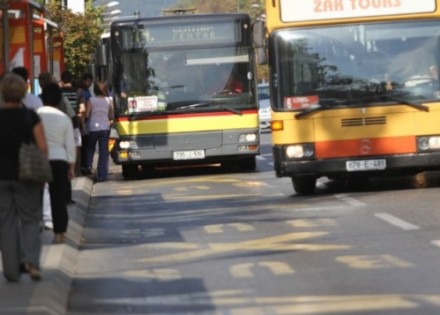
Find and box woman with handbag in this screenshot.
[37,82,76,244]
[0,72,48,281]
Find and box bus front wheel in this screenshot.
[291,176,316,195]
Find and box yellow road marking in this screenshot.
[336,255,413,269]
[205,223,255,233]
[287,219,337,228]
[138,232,350,265]
[99,291,440,314]
[230,261,295,278]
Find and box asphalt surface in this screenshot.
[0,176,93,315]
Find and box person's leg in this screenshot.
[86,131,98,174]
[48,161,69,242]
[42,183,53,229]
[16,181,42,273]
[80,134,90,175]
[96,130,110,181]
[0,181,21,281]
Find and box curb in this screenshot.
[0,176,94,315]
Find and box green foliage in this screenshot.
[45,0,102,78]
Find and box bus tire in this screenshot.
[239,157,257,171]
[122,164,139,179]
[291,176,316,195]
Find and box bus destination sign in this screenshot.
[141,22,236,46]
[280,0,436,22]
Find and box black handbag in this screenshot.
[18,109,53,183]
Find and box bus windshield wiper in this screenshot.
[175,102,242,115]
[295,104,326,119]
[127,111,166,121]
[381,94,429,112]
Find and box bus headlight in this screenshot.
[239,133,258,143]
[285,144,315,159]
[418,136,440,151]
[119,140,138,150]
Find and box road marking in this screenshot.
[334,194,366,207]
[287,218,337,228]
[230,261,295,278]
[374,213,420,231]
[233,181,268,188]
[98,292,440,313]
[205,223,255,234]
[431,240,440,248]
[256,155,265,160]
[138,232,350,265]
[124,268,182,280]
[336,255,413,270]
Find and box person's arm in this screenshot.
[108,98,115,122]
[64,118,76,180]
[85,98,92,119]
[33,121,49,158]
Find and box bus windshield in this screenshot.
[272,20,440,111]
[112,46,254,116]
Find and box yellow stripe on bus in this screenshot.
[116,113,259,136]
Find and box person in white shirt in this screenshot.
[37,82,76,244]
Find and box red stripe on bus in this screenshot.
[315,136,416,158]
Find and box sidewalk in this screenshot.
[0,176,94,315]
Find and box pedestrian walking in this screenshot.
[77,73,93,175]
[0,72,47,281]
[60,70,82,177]
[85,81,114,182]
[39,71,76,205]
[37,82,76,244]
[11,66,43,110]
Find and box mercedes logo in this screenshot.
[360,139,372,154]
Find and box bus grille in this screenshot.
[341,116,386,127]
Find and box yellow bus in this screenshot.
[109,14,260,178]
[254,0,440,194]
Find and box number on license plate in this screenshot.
[346,159,386,171]
[173,150,205,160]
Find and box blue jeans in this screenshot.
[86,130,110,181]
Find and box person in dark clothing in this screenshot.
[0,72,48,281]
[77,73,93,175]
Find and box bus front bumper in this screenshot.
[273,151,440,179]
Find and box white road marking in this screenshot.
[334,194,366,207]
[374,213,420,231]
[431,240,440,248]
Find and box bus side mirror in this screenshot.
[253,17,268,65]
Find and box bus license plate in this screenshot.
[346,159,386,172]
[173,150,205,160]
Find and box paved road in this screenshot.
[65,134,440,315]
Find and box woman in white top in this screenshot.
[37,82,76,244]
[85,81,114,182]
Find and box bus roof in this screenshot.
[111,13,251,28]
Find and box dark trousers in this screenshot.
[86,130,110,181]
[80,134,89,172]
[48,161,69,234]
[0,181,42,281]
